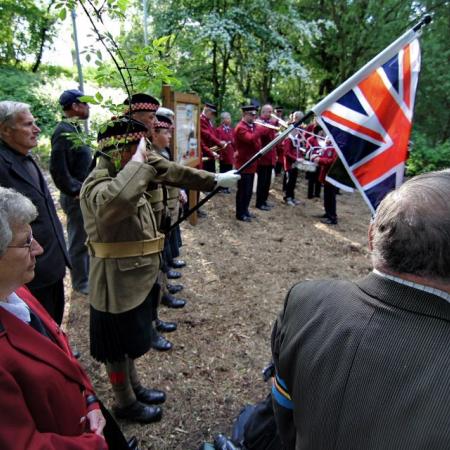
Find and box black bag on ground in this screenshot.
[231,394,281,450]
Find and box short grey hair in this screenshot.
[220,112,231,121]
[292,111,304,122]
[0,101,31,128]
[371,169,450,283]
[156,107,174,119]
[0,187,37,256]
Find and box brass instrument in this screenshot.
[209,142,230,153]
[270,113,289,129]
[254,119,281,131]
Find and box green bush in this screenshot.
[406,131,450,176]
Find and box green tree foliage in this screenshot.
[0,0,447,173]
[0,0,58,72]
[413,0,450,145]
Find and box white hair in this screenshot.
[221,112,231,120]
[0,101,31,128]
[291,111,304,122]
[0,187,37,256]
[156,107,174,119]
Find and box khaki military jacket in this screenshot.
[80,152,215,314]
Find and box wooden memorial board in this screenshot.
[162,85,202,225]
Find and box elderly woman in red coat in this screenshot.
[0,186,107,450]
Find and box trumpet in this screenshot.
[254,119,282,131]
[270,114,289,129]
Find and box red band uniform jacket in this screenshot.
[215,124,235,166]
[233,120,265,174]
[283,136,301,171]
[314,146,337,183]
[256,119,277,167]
[0,286,106,450]
[200,114,222,161]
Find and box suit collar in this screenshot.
[0,297,85,386]
[357,272,450,322]
[0,140,45,194]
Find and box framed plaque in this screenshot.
[162,86,201,168]
[162,85,202,224]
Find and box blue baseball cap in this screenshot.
[59,89,84,107]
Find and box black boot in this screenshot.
[171,259,186,268]
[113,401,162,424]
[156,319,177,333]
[167,283,184,294]
[167,270,182,279]
[127,436,139,450]
[133,385,166,405]
[161,294,186,309]
[151,332,173,351]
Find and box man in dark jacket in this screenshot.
[50,89,92,295]
[0,100,70,324]
[272,169,450,449]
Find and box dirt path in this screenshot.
[66,175,373,449]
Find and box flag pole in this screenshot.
[168,15,431,232]
[312,15,431,115]
[167,111,314,233]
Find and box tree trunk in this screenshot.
[32,23,49,73]
[212,41,220,109]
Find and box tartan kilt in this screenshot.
[89,284,158,363]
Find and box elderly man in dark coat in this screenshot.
[0,101,70,325]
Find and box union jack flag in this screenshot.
[315,39,421,214]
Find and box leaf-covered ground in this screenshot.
[63,175,373,449]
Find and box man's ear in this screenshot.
[0,124,12,139]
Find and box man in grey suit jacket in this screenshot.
[0,101,70,324]
[272,169,450,450]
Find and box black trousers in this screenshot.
[236,173,255,219]
[306,171,321,198]
[284,168,299,199]
[324,182,337,220]
[256,165,273,207]
[169,224,182,259]
[27,278,65,326]
[275,161,283,175]
[203,159,216,173]
[219,161,232,173]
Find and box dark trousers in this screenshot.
[169,224,182,259]
[324,182,337,220]
[256,165,273,207]
[284,168,299,199]
[219,162,232,173]
[236,173,255,219]
[203,159,216,173]
[275,161,283,175]
[27,278,65,325]
[60,194,89,292]
[150,281,161,322]
[307,171,321,198]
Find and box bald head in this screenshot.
[371,169,450,284]
[260,104,273,120]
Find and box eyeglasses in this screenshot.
[7,232,35,251]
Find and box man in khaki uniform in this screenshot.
[80,117,238,423]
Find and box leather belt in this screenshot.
[87,236,165,258]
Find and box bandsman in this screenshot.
[215,111,236,194]
[255,104,277,210]
[200,102,226,173]
[234,105,265,222]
